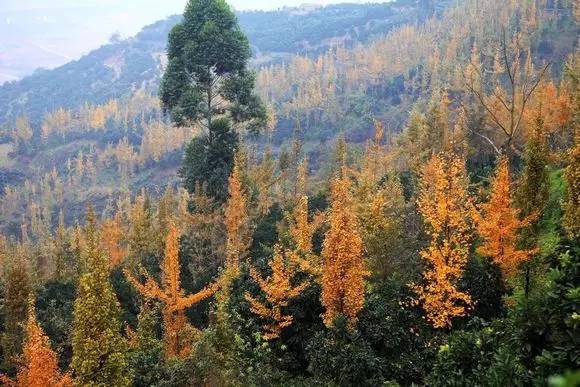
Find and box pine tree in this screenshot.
[53,210,71,281]
[516,114,554,299]
[352,122,407,280]
[321,173,366,328]
[400,109,427,174]
[1,301,73,387]
[71,224,85,278]
[125,224,218,359]
[474,156,537,279]
[517,120,549,248]
[131,302,161,354]
[127,191,154,266]
[126,301,165,387]
[334,135,348,174]
[400,96,450,175]
[71,206,132,386]
[178,184,227,293]
[413,153,473,329]
[1,257,30,371]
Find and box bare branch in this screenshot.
[464,80,510,137]
[469,127,501,155]
[513,62,550,137]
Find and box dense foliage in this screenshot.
[0,0,578,385]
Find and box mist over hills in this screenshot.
[0,0,575,231]
[0,0,441,127]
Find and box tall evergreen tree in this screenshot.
[180,118,238,202]
[516,120,550,297]
[1,257,30,372]
[517,123,549,245]
[53,210,72,281]
[71,206,131,386]
[161,0,266,201]
[563,131,579,240]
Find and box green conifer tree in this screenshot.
[71,206,132,386]
[517,120,549,297]
[0,257,30,372]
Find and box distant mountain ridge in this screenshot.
[0,0,444,127]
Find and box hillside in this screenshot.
[0,0,448,127]
[0,0,577,233]
[0,0,577,385]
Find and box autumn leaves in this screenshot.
[227,121,547,338]
[0,301,73,387]
[412,153,473,329]
[320,175,366,328]
[474,156,537,279]
[125,225,218,359]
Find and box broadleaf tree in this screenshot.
[161,0,266,200]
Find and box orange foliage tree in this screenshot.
[101,213,127,268]
[321,173,366,328]
[217,158,252,320]
[125,224,218,358]
[413,153,473,328]
[245,246,308,339]
[0,301,72,387]
[473,156,537,279]
[224,160,251,276]
[287,194,323,277]
[524,81,571,138]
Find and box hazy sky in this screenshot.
[0,0,370,82]
[3,0,369,12]
[2,0,371,44]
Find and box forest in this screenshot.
[0,0,578,386]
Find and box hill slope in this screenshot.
[0,1,449,127]
[0,0,576,234]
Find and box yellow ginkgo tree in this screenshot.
[125,224,218,358]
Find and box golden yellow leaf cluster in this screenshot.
[321,175,366,328]
[125,224,217,358]
[413,153,472,329]
[245,246,308,339]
